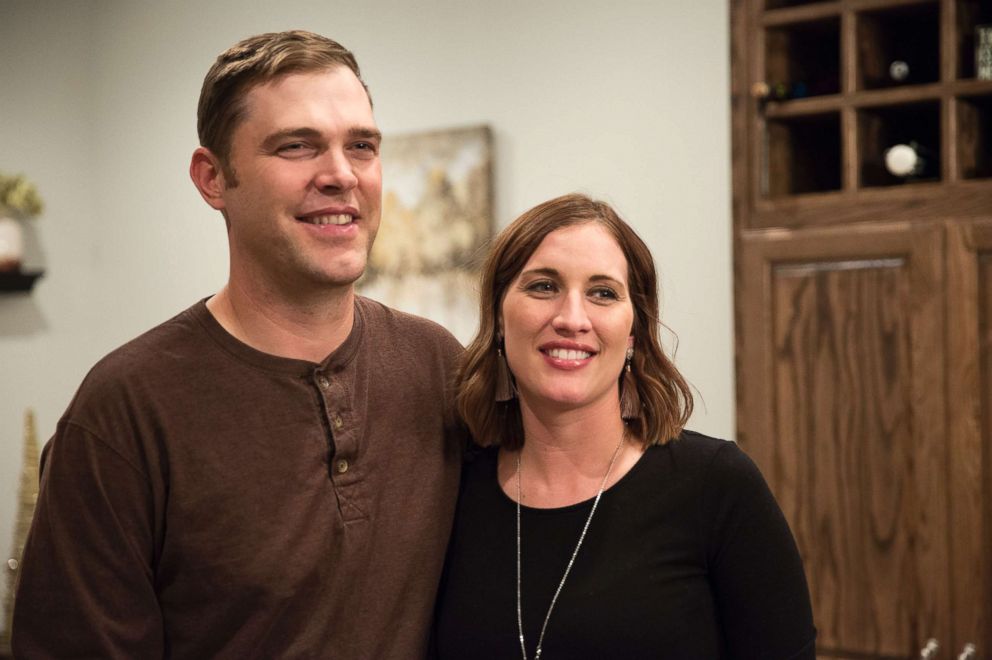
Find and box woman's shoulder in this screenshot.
[656,429,742,468]
[642,430,765,492]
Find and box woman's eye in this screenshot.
[590,287,620,301]
[524,280,557,294]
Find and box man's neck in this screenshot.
[206,280,357,363]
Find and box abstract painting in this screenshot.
[359,125,493,344]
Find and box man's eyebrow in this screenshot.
[348,127,382,142]
[260,127,322,150]
[260,127,382,150]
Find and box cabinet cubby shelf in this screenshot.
[754,0,992,210]
[763,81,992,119]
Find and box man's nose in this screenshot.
[313,150,358,192]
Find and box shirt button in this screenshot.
[317,376,330,391]
[336,459,349,474]
[331,413,344,430]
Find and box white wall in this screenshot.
[0,0,732,626]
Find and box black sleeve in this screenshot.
[702,442,817,659]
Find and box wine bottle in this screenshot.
[977,24,992,81]
[751,81,811,102]
[883,141,937,180]
[888,60,910,83]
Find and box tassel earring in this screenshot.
[495,341,516,402]
[620,346,641,420]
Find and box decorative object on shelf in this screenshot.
[0,221,22,274]
[978,25,992,81]
[0,172,44,274]
[1,409,40,654]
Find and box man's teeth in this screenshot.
[302,214,353,225]
[547,348,592,360]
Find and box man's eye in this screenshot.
[277,143,316,158]
[351,141,379,157]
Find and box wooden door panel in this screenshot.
[773,259,913,654]
[737,223,947,658]
[947,220,992,656]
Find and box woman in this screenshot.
[434,193,816,659]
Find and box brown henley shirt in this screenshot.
[12,297,464,659]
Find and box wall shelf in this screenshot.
[0,270,44,293]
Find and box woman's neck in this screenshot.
[499,396,644,508]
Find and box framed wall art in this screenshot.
[360,125,494,343]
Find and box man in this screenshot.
[13,31,463,658]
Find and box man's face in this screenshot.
[214,67,382,294]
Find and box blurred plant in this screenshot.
[0,172,44,218]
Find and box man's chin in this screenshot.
[310,260,368,289]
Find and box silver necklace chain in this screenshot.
[515,435,626,660]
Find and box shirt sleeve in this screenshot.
[702,441,817,659]
[12,419,164,659]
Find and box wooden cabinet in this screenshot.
[947,220,992,657]
[731,1,992,657]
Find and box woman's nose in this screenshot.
[551,292,592,334]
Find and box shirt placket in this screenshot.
[313,368,365,521]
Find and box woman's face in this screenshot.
[500,222,635,416]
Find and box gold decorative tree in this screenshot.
[2,409,40,654]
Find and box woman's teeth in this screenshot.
[546,348,592,360]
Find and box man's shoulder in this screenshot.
[356,296,463,353]
[89,301,208,374]
[69,301,211,408]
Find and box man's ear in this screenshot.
[189,147,228,211]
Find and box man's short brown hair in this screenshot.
[196,30,370,181]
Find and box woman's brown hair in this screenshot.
[456,193,693,450]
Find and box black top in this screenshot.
[434,431,816,659]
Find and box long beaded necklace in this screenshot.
[515,435,626,660]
